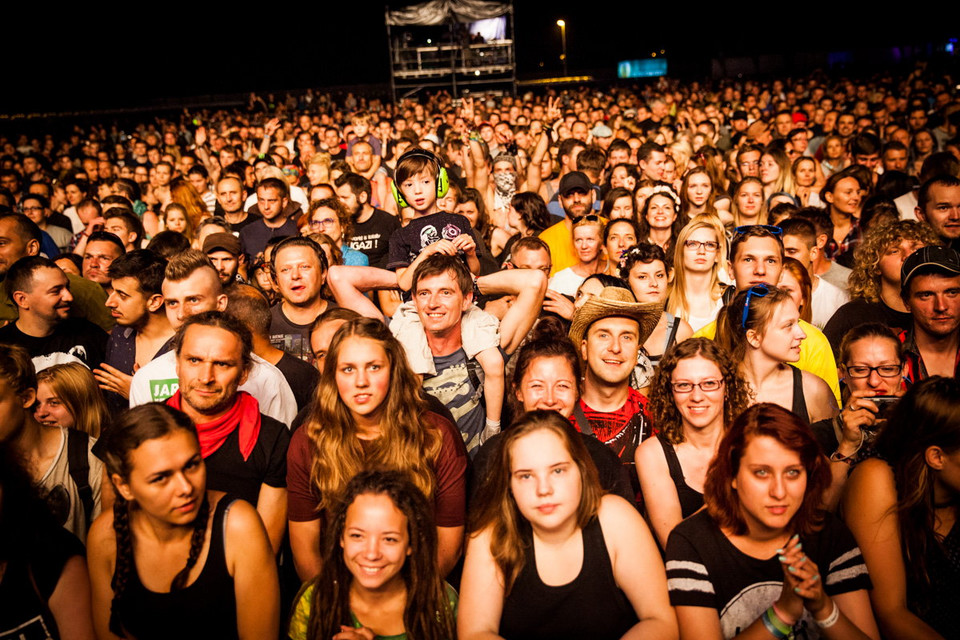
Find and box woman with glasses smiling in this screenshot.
[636,338,750,549]
[307,197,368,266]
[717,284,838,425]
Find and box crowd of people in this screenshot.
[1,65,959,639]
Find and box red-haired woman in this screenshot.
[665,403,879,640]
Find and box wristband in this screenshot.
[814,600,840,629]
[485,419,501,430]
[762,606,792,639]
[771,603,796,627]
[761,607,790,639]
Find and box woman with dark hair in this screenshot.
[308,197,368,266]
[469,317,635,504]
[459,410,676,640]
[716,285,837,424]
[602,217,640,275]
[666,403,879,639]
[286,317,467,581]
[458,186,497,255]
[497,192,552,262]
[87,403,280,640]
[843,376,960,639]
[288,470,456,640]
[637,338,750,548]
[637,185,684,254]
[0,444,95,639]
[601,186,636,221]
[620,242,693,367]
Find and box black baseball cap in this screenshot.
[901,245,960,293]
[559,171,593,197]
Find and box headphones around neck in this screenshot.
[390,149,449,208]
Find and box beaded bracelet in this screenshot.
[814,600,840,629]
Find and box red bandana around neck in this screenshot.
[167,390,262,461]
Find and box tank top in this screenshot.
[498,517,638,640]
[657,433,704,519]
[113,496,240,640]
[647,313,681,369]
[790,365,810,424]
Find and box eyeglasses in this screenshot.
[684,240,720,252]
[843,364,901,379]
[742,284,770,329]
[671,379,723,393]
[310,218,338,229]
[734,224,782,237]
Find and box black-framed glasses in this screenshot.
[742,284,770,329]
[671,379,724,394]
[734,224,782,237]
[683,240,720,252]
[843,364,902,379]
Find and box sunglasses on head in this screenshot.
[734,224,782,237]
[741,284,770,330]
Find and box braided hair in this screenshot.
[102,404,207,636]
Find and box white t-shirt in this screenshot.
[37,427,103,543]
[548,268,587,297]
[811,275,850,330]
[129,350,297,426]
[895,190,918,221]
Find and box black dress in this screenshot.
[657,433,704,519]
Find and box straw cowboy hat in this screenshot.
[568,286,663,346]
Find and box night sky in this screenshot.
[3,2,956,116]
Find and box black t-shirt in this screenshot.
[349,208,400,269]
[666,510,872,638]
[0,317,106,370]
[218,210,262,233]
[275,352,319,413]
[239,216,300,262]
[204,414,290,506]
[386,211,484,271]
[269,303,318,363]
[822,299,912,354]
[0,520,84,638]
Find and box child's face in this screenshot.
[352,119,369,137]
[399,169,437,213]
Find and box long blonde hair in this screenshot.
[667,214,727,321]
[305,318,441,513]
[36,363,109,437]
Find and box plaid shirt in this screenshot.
[826,217,862,262]
[899,328,960,388]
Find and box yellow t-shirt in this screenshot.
[693,318,841,404]
[288,581,458,640]
[539,220,576,276]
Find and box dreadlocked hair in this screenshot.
[306,470,455,640]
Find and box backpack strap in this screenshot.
[67,429,94,528]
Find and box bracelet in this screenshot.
[771,602,796,627]
[829,426,865,463]
[814,600,840,629]
[761,606,791,639]
[485,418,501,430]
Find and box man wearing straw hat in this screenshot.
[569,286,662,501]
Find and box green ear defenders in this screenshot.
[390,148,449,208]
